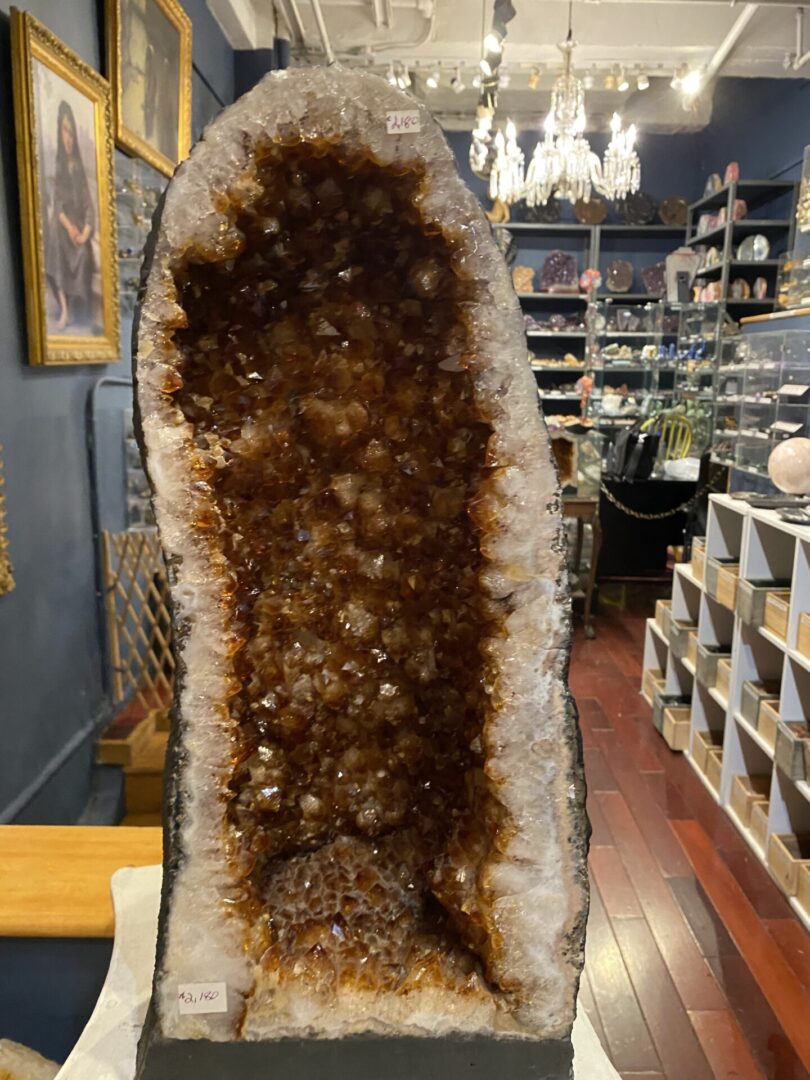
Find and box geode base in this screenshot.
[136,1032,573,1079]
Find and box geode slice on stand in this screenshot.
[134,66,588,1079]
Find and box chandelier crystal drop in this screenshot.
[489,120,525,205]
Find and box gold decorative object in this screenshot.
[485,196,510,224]
[10,9,120,365]
[106,0,192,178]
[512,264,535,292]
[102,529,173,710]
[0,447,13,597]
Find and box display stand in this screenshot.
[641,494,810,931]
[55,867,618,1080]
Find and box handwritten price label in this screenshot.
[386,110,421,134]
[177,982,228,1015]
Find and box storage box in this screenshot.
[775,721,810,781]
[798,862,810,918]
[662,707,691,751]
[655,599,673,640]
[670,619,698,660]
[740,680,781,728]
[716,658,732,702]
[691,537,706,583]
[706,556,739,601]
[798,612,810,661]
[717,565,741,611]
[692,728,723,773]
[730,774,771,826]
[652,691,690,734]
[696,643,731,689]
[736,578,791,628]
[767,832,810,896]
[686,630,699,667]
[706,747,723,791]
[764,590,791,641]
[758,700,781,751]
[642,667,664,701]
[750,799,770,849]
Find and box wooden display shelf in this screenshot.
[640,494,810,929]
[0,825,162,937]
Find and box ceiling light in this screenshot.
[681,67,703,97]
[604,70,616,91]
[671,63,687,89]
[480,58,493,78]
[617,67,629,92]
[426,68,440,89]
[529,65,542,90]
[583,66,596,90]
[637,70,650,91]
[484,31,503,55]
[472,72,482,89]
[387,64,397,87]
[450,65,465,93]
[396,65,411,90]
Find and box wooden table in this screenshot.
[0,826,162,938]
[563,496,601,639]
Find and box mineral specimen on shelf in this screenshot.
[134,64,587,1070]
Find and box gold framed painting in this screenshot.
[11,9,120,366]
[106,0,192,178]
[0,446,13,597]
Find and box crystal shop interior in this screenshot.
[1,1,810,1078]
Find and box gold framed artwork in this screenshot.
[0,447,13,597]
[106,0,192,178]
[11,9,120,366]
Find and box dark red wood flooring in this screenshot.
[572,612,810,1080]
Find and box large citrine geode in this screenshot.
[134,66,587,1067]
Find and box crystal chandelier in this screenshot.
[524,5,641,206]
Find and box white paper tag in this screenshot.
[770,420,804,434]
[177,982,228,1015]
[386,110,421,134]
[777,383,810,397]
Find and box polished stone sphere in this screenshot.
[768,437,810,494]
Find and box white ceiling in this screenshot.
[210,0,810,131]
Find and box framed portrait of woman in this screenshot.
[11,10,119,365]
[106,0,192,178]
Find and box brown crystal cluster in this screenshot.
[170,141,502,999]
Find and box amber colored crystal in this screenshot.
[169,140,503,997]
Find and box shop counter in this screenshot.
[0,825,161,1063]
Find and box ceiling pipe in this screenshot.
[310,0,336,64]
[382,0,394,27]
[278,0,306,43]
[704,2,760,80]
[791,6,810,69]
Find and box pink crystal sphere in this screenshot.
[768,437,810,494]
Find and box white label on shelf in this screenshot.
[177,983,228,1015]
[386,110,421,133]
[777,383,810,397]
[770,421,804,434]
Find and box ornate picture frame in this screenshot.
[11,9,120,366]
[0,447,13,597]
[106,0,192,178]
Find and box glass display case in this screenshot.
[585,298,677,431]
[672,304,735,454]
[548,422,606,498]
[711,331,810,476]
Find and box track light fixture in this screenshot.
[637,70,650,90]
[617,67,629,92]
[450,65,465,93]
[426,68,440,89]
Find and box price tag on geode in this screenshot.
[177,982,228,1014]
[386,110,420,134]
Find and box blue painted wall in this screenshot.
[0,0,234,824]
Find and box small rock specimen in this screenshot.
[134,65,587,1056]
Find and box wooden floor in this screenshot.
[572,612,810,1080]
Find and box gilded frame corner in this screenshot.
[10,8,120,366]
[106,0,193,179]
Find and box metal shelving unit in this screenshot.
[686,179,797,321]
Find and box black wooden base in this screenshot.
[136,1033,574,1079]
